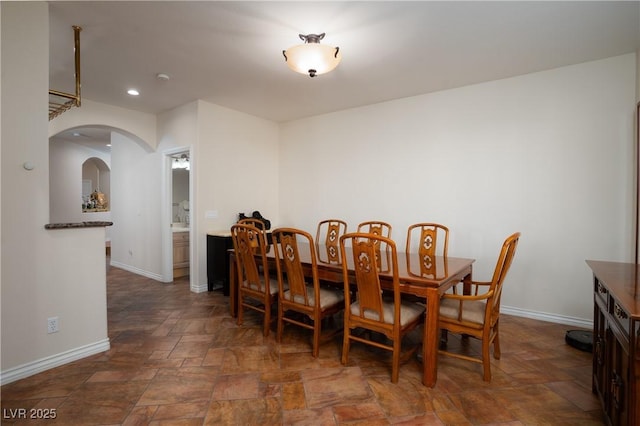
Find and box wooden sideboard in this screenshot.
[587,260,640,425]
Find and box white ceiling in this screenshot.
[49,1,639,127]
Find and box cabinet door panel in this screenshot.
[593,301,606,398]
[607,326,629,426]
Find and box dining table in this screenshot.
[228,241,475,388]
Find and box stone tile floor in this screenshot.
[1,264,603,425]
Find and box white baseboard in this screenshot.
[110,260,165,281]
[190,282,208,293]
[502,305,592,329]
[0,339,110,385]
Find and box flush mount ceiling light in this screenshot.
[282,33,341,78]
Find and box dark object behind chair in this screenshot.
[239,211,271,230]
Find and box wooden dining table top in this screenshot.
[265,241,475,291]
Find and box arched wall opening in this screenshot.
[82,157,111,212]
[48,123,166,282]
[49,128,113,224]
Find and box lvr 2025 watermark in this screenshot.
[3,408,57,419]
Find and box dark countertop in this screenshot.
[45,221,113,230]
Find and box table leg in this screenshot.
[463,271,472,295]
[423,287,440,387]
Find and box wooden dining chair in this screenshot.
[237,217,271,268]
[339,232,425,383]
[272,228,345,357]
[230,223,279,336]
[405,223,450,288]
[238,217,267,231]
[438,232,521,381]
[357,221,392,238]
[406,223,449,263]
[357,221,392,266]
[315,219,347,264]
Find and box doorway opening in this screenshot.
[164,148,192,284]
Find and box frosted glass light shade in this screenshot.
[283,43,341,77]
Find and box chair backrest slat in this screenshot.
[231,223,270,292]
[316,219,347,264]
[273,228,318,306]
[357,221,392,239]
[341,232,399,325]
[406,223,449,279]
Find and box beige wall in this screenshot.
[49,99,157,150]
[637,48,640,101]
[193,100,280,290]
[1,2,109,383]
[279,53,636,324]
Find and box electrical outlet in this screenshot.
[47,317,59,334]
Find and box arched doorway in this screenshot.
[82,157,110,213]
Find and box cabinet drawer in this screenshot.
[595,280,608,308]
[608,296,630,337]
[173,232,189,243]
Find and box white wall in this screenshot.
[195,100,280,230]
[195,101,280,290]
[280,53,636,325]
[49,99,157,151]
[637,48,640,101]
[156,100,281,291]
[157,102,198,285]
[109,132,164,280]
[1,2,109,383]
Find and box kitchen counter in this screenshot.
[45,221,113,229]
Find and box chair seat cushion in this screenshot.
[351,300,424,326]
[244,278,281,295]
[439,298,486,325]
[284,285,344,308]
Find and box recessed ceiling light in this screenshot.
[127,89,140,96]
[106,144,112,147]
[72,132,81,137]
